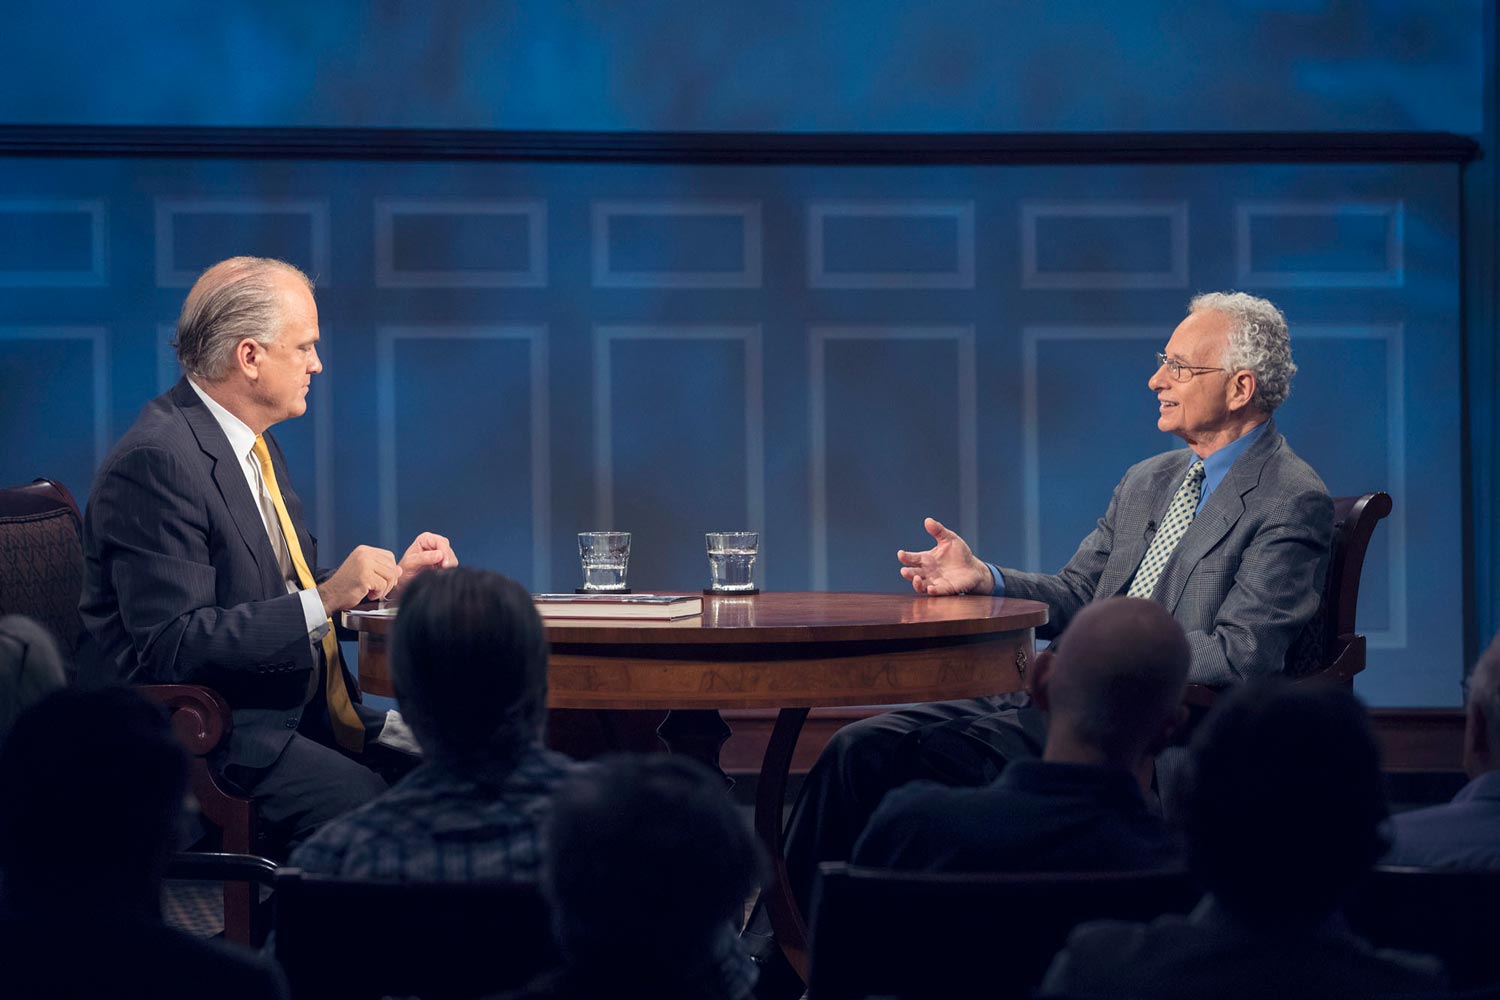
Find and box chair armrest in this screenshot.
[166,852,278,886]
[141,684,234,757]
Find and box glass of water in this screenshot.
[705,532,759,593]
[578,531,631,591]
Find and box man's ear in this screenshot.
[1029,647,1055,706]
[1226,369,1258,413]
[235,338,263,379]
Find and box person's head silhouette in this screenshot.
[1184,678,1388,923]
[0,687,188,915]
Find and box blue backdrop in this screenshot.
[0,2,1491,707]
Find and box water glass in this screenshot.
[705,532,759,593]
[579,531,631,591]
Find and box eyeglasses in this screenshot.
[1155,352,1225,383]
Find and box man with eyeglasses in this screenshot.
[747,292,1333,999]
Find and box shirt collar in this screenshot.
[186,377,258,463]
[1199,419,1268,501]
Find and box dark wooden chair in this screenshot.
[0,478,263,945]
[272,868,560,1000]
[805,862,1200,1000]
[1346,865,1500,990]
[1184,491,1393,709]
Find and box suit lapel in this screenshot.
[170,379,283,595]
[1155,419,1282,614]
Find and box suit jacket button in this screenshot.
[284,718,298,729]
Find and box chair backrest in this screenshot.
[0,478,86,679]
[1183,491,1392,710]
[1345,865,1500,990]
[806,863,1201,1000]
[273,868,560,1000]
[1278,491,1392,681]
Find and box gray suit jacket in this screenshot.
[1001,419,1333,687]
[80,379,360,772]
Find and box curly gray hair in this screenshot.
[173,256,313,381]
[1189,291,1296,413]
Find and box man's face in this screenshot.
[1148,309,1238,449]
[250,275,322,425]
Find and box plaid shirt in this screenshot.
[288,742,579,881]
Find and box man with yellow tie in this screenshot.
[81,256,458,857]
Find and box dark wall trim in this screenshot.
[0,125,1479,165]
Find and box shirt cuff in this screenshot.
[985,563,1006,598]
[298,587,330,638]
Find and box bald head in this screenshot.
[1041,597,1191,763]
[174,256,312,382]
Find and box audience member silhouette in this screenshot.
[1386,631,1500,869]
[1039,679,1445,1000]
[853,596,1188,872]
[0,687,288,999]
[290,566,578,879]
[505,754,766,1000]
[0,614,66,746]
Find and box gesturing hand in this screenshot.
[896,517,994,596]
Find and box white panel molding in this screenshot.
[592,325,766,579]
[0,199,108,287]
[591,201,762,288]
[0,326,111,466]
[1297,324,1408,649]
[809,326,977,591]
[1022,324,1407,648]
[1235,200,1405,288]
[1020,200,1188,290]
[376,326,551,590]
[154,198,332,288]
[374,198,547,288]
[808,200,976,289]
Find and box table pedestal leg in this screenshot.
[754,706,812,980]
[656,709,734,788]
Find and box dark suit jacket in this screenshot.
[80,379,360,772]
[852,759,1180,874]
[1001,419,1333,688]
[1039,896,1445,1000]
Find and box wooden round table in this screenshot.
[345,591,1047,977]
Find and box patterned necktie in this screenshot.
[251,435,365,753]
[1127,459,1206,600]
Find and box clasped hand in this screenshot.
[318,532,459,614]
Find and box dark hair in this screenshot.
[0,687,187,905]
[543,754,766,962]
[1184,678,1388,921]
[390,567,548,763]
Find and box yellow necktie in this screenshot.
[252,435,365,753]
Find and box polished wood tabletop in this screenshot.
[345,591,1048,709]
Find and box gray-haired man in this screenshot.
[749,292,1333,997]
[81,256,458,857]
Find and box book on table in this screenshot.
[531,593,704,620]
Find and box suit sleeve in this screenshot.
[92,444,316,698]
[1184,485,1333,687]
[993,475,1126,640]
